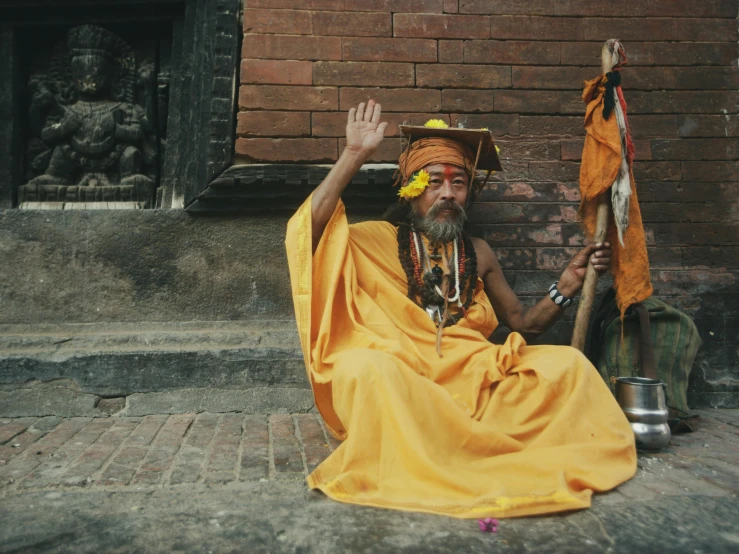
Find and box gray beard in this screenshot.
[411,200,467,244]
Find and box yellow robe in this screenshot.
[286,195,636,519]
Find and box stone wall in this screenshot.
[235,0,739,407]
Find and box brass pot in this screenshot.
[615,377,671,450]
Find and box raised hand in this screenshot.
[345,100,388,157]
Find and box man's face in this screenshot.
[410,163,470,243]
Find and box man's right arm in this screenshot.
[311,100,388,252]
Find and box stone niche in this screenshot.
[0,0,240,210]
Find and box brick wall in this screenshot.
[237,0,738,407]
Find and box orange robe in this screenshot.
[286,195,636,518]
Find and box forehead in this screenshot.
[424,164,467,176]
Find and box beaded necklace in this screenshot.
[408,229,467,313]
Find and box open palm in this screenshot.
[345,100,388,155]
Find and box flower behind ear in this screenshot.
[398,169,430,199]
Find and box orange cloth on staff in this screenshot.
[579,75,653,315]
[285,195,636,519]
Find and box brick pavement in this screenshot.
[1,410,737,503]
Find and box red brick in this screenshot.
[443,0,459,12]
[344,0,444,12]
[340,87,441,111]
[582,17,676,41]
[294,414,331,473]
[313,111,446,137]
[242,34,341,61]
[529,161,580,181]
[651,139,739,161]
[478,223,564,246]
[511,67,592,90]
[654,43,737,66]
[441,89,494,112]
[339,137,405,162]
[449,113,519,135]
[678,115,739,138]
[439,40,463,63]
[633,161,682,181]
[237,111,310,136]
[240,60,312,85]
[417,64,511,88]
[270,415,304,478]
[343,38,437,62]
[465,41,560,65]
[675,18,739,41]
[489,16,582,40]
[246,0,343,9]
[646,0,737,18]
[652,92,738,114]
[240,415,269,481]
[243,9,311,35]
[460,0,647,16]
[236,137,337,162]
[681,162,739,182]
[393,13,489,39]
[312,11,391,37]
[495,140,561,161]
[560,42,654,67]
[676,68,739,91]
[313,61,414,86]
[495,90,559,113]
[627,67,677,90]
[239,85,338,111]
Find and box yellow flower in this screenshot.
[398,169,430,199]
[495,144,500,154]
[423,119,449,129]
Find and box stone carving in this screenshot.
[20,25,166,207]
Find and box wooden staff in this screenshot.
[570,41,619,352]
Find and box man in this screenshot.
[286,100,635,518]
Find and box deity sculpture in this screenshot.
[21,25,163,206]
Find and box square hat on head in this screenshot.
[399,124,503,172]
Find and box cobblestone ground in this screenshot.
[1,410,737,553]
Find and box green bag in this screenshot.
[585,289,702,423]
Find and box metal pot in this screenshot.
[615,376,671,450]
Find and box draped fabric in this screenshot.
[580,74,653,317]
[285,195,636,518]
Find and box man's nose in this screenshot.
[439,179,454,200]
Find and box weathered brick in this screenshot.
[654,43,737,66]
[313,61,414,86]
[627,67,677,91]
[639,182,735,203]
[202,414,242,484]
[633,161,682,181]
[240,415,269,481]
[520,116,583,137]
[630,115,679,138]
[496,90,560,113]
[340,87,441,112]
[394,13,489,39]
[313,111,444,137]
[237,111,310,136]
[312,11,391,37]
[496,140,560,161]
[651,139,739,161]
[582,17,676,41]
[242,34,341,61]
[439,40,463,63]
[477,223,563,246]
[243,8,312,35]
[240,59,313,85]
[246,0,343,9]
[441,89,494,112]
[443,0,459,13]
[417,64,511,89]
[684,246,739,269]
[652,92,738,114]
[339,137,405,162]
[645,0,737,18]
[460,0,647,16]
[449,113,519,136]
[561,91,652,115]
[675,68,739,91]
[469,202,526,223]
[96,415,166,485]
[294,414,331,473]
[343,38,437,62]
[489,16,582,40]
[512,67,592,90]
[487,247,535,269]
[529,161,580,181]
[168,414,219,485]
[0,418,35,446]
[476,181,560,203]
[641,203,727,224]
[344,0,444,12]
[486,160,529,181]
[560,42,654,67]
[675,18,739,41]
[682,162,739,182]
[270,415,304,479]
[465,40,560,65]
[239,85,338,111]
[236,137,337,162]
[678,115,739,138]
[0,422,46,463]
[131,415,193,486]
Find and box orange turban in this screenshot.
[397,137,476,184]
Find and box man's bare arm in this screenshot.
[311,100,388,252]
[472,237,611,339]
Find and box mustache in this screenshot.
[427,200,464,219]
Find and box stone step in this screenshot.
[0,321,312,417]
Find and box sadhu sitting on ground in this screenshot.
[285,100,635,518]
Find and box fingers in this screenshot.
[356,102,366,123]
[347,107,356,124]
[370,101,382,124]
[377,121,389,137]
